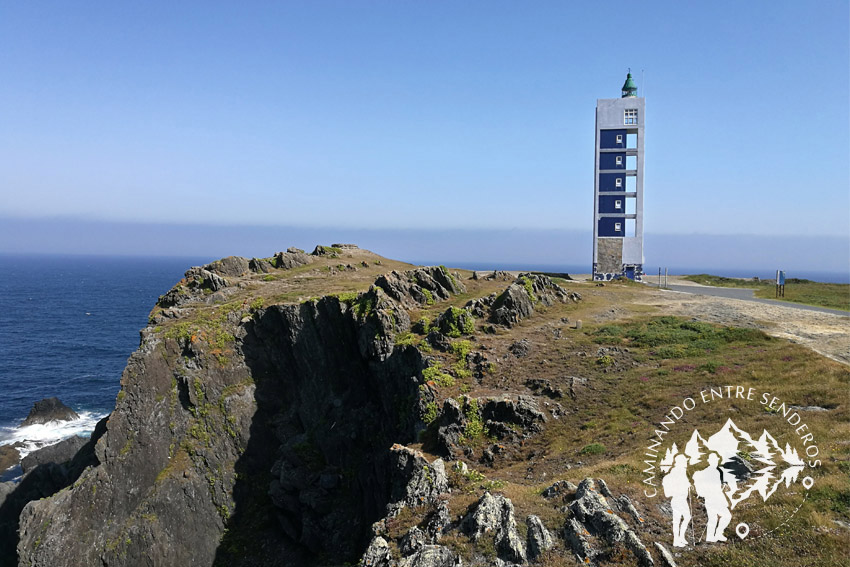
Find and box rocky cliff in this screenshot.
[2,247,677,567]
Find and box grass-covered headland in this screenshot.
[683,274,850,311]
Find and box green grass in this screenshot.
[683,274,849,311]
[593,315,769,358]
[423,365,455,388]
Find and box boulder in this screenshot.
[490,275,580,328]
[654,542,678,567]
[525,378,563,399]
[273,249,312,269]
[21,435,88,474]
[465,294,497,318]
[490,281,536,327]
[481,396,545,436]
[248,257,274,273]
[388,445,448,513]
[425,331,452,352]
[400,526,426,555]
[20,398,79,427]
[424,499,451,541]
[203,256,250,277]
[432,307,475,338]
[354,287,412,361]
[0,444,22,472]
[462,492,526,563]
[508,339,531,358]
[466,351,491,381]
[399,545,457,567]
[156,266,230,308]
[525,514,553,560]
[541,479,577,500]
[483,271,513,281]
[435,398,473,456]
[563,517,593,562]
[569,478,654,567]
[374,267,466,309]
[362,536,396,567]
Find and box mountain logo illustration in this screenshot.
[658,418,809,547]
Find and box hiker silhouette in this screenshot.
[692,453,732,542]
[662,454,691,547]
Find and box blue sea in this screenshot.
[0,254,211,480]
[1,253,846,481]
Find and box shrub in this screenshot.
[422,402,439,425]
[423,365,455,388]
[580,443,606,455]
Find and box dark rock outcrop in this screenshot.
[248,257,275,273]
[386,446,448,514]
[654,542,678,567]
[525,514,553,560]
[481,396,546,438]
[525,378,563,399]
[462,492,526,563]
[399,545,457,567]
[435,398,468,456]
[20,398,79,426]
[362,536,396,567]
[490,275,580,328]
[432,306,475,338]
[465,293,497,318]
[7,252,651,567]
[272,249,312,269]
[508,339,531,358]
[1,417,106,563]
[20,436,87,474]
[565,478,654,567]
[156,266,230,308]
[374,267,466,309]
[204,256,250,277]
[0,445,22,473]
[15,264,468,567]
[434,395,544,457]
[425,331,452,352]
[541,479,578,500]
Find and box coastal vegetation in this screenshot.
[683,273,849,311]
[4,247,847,567]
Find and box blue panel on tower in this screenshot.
[599,152,625,169]
[599,173,625,192]
[600,129,627,149]
[598,195,624,214]
[598,217,625,236]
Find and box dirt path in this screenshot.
[632,287,850,365]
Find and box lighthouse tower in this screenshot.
[592,72,645,281]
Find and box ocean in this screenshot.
[0,254,211,481]
[1,253,846,482]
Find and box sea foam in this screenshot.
[0,410,106,461]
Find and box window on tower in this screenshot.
[616,134,623,144]
[624,108,638,125]
[615,200,622,210]
[615,156,623,166]
[614,222,622,232]
[615,178,623,188]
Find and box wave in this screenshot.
[0,411,106,462]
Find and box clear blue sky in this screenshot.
[0,2,848,255]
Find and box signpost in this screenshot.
[776,270,786,298]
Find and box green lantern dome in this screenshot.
[621,72,637,98]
